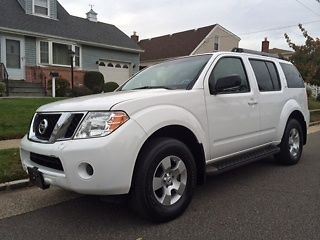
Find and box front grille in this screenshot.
[33,114,61,141]
[30,152,64,171]
[31,112,84,143]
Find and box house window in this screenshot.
[53,43,71,65]
[34,0,49,16]
[6,40,21,69]
[214,36,219,51]
[39,41,81,67]
[75,46,80,67]
[40,41,49,64]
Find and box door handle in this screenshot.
[248,101,258,106]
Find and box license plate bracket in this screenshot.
[27,167,50,190]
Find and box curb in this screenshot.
[310,121,320,127]
[0,179,32,192]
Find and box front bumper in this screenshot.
[20,119,146,195]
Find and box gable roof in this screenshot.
[0,0,141,52]
[138,25,217,61]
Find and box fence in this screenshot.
[307,83,320,98]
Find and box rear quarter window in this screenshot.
[280,63,305,88]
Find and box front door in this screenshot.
[204,55,260,159]
[4,38,25,80]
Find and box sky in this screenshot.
[59,0,320,51]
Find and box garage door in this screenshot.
[98,61,130,85]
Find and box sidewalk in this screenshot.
[0,124,320,150]
[0,139,21,150]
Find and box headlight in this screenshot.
[74,111,129,139]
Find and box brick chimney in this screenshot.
[261,37,269,53]
[131,31,139,43]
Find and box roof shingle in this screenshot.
[0,0,141,51]
[138,25,216,61]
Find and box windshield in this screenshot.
[120,55,212,91]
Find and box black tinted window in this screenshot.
[266,62,281,91]
[210,57,249,94]
[280,63,305,88]
[250,60,273,91]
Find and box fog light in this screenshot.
[86,164,94,176]
[78,163,94,179]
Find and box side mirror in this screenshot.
[210,75,242,94]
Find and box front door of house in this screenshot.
[4,37,25,80]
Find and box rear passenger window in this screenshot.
[249,59,281,92]
[280,63,305,88]
[266,62,281,91]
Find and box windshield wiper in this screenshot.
[131,86,173,90]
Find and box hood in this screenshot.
[37,89,179,112]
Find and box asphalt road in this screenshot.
[0,133,319,240]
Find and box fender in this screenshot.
[277,99,306,142]
[130,105,210,160]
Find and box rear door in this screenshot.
[248,58,284,143]
[204,55,260,159]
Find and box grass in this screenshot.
[0,148,28,184]
[0,98,63,140]
[308,97,320,110]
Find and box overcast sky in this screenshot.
[59,0,320,51]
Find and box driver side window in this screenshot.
[209,57,250,94]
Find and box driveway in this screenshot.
[0,132,319,240]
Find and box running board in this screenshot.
[206,145,280,175]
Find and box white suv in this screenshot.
[20,49,309,222]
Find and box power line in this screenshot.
[293,0,320,17]
[237,19,320,36]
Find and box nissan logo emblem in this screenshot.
[38,119,49,135]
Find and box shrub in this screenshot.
[103,82,119,92]
[306,85,312,98]
[72,86,93,97]
[0,82,6,97]
[84,71,104,94]
[48,78,71,97]
[317,94,320,102]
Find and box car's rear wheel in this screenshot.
[131,137,196,222]
[276,119,303,165]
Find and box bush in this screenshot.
[306,85,312,98]
[317,94,320,102]
[103,82,119,92]
[72,86,93,97]
[48,78,71,97]
[0,82,6,97]
[84,71,104,94]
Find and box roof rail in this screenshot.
[232,48,279,59]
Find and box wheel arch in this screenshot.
[131,125,207,189]
[278,100,308,145]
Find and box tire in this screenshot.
[131,137,197,222]
[276,119,303,165]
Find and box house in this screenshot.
[0,0,142,91]
[261,38,294,59]
[134,24,240,68]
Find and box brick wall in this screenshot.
[26,66,86,92]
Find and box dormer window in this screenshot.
[33,0,49,16]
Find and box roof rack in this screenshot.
[232,48,279,59]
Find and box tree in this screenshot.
[284,24,320,85]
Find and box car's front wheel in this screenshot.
[131,137,196,222]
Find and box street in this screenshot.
[0,132,319,240]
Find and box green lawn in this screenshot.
[0,98,63,140]
[308,97,320,110]
[0,148,27,183]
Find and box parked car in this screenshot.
[20,48,309,222]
